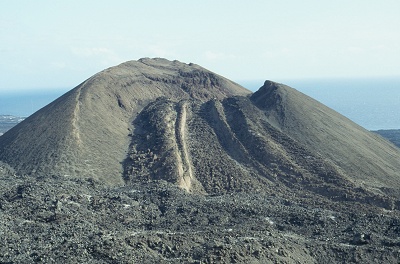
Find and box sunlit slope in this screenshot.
[0,58,250,185]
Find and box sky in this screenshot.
[1,0,400,92]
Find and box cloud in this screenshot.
[71,47,113,57]
[145,43,180,59]
[70,47,122,65]
[148,45,169,58]
[50,61,67,69]
[262,48,294,59]
[203,51,237,61]
[346,46,366,54]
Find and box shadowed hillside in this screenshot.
[251,81,400,198]
[374,129,400,148]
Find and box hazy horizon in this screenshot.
[2,1,399,129]
[1,76,399,131]
[1,1,400,92]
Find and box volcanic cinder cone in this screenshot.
[0,58,250,186]
[1,58,400,205]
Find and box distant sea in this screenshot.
[0,77,399,131]
[0,89,68,117]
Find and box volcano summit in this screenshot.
[1,58,400,263]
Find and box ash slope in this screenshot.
[0,58,249,185]
[1,58,400,203]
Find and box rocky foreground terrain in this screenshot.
[1,162,400,263]
[1,58,400,263]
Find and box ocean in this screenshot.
[0,89,68,118]
[0,77,399,131]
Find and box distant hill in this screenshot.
[0,115,24,135]
[374,129,400,148]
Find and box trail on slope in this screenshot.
[72,86,83,146]
[174,101,196,192]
